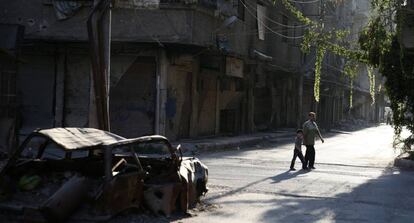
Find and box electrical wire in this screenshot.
[240,0,305,39]
[243,0,309,28]
[220,24,304,36]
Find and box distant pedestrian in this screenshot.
[386,112,392,125]
[303,112,324,170]
[290,129,306,171]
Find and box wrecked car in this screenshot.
[114,133,209,216]
[0,128,208,222]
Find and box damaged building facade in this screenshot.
[0,0,385,145]
[304,0,387,128]
[400,0,414,54]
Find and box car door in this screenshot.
[96,145,145,216]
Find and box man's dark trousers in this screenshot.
[304,145,315,168]
[290,149,305,169]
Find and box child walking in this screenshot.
[290,129,306,171]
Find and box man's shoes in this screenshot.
[302,167,308,170]
[290,168,296,171]
[310,166,316,169]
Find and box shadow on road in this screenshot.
[259,167,414,222]
[205,169,310,203]
[270,170,309,184]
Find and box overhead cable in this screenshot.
[240,0,305,39]
[243,0,309,28]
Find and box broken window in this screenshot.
[132,141,170,156]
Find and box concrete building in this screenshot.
[340,0,386,124]
[305,0,386,128]
[400,0,414,54]
[0,0,254,141]
[0,24,24,153]
[249,0,385,130]
[0,0,385,146]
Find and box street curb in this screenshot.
[394,156,414,169]
[175,133,295,155]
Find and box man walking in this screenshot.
[303,112,324,169]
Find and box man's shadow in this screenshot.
[270,169,309,184]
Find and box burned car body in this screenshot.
[113,133,208,216]
[0,128,208,221]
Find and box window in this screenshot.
[282,15,288,43]
[132,141,170,155]
[234,0,245,21]
[20,136,47,159]
[114,141,171,158]
[20,136,67,160]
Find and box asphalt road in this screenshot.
[174,125,414,223]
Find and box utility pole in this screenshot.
[87,0,112,131]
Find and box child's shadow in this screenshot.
[270,169,309,184]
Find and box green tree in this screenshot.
[358,0,414,153]
[277,0,414,153]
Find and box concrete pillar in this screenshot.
[333,97,336,124]
[215,78,220,135]
[247,65,255,133]
[297,74,303,128]
[270,80,277,128]
[54,46,65,127]
[156,49,168,135]
[189,57,199,137]
[241,80,247,133]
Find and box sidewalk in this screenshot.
[173,129,296,155]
